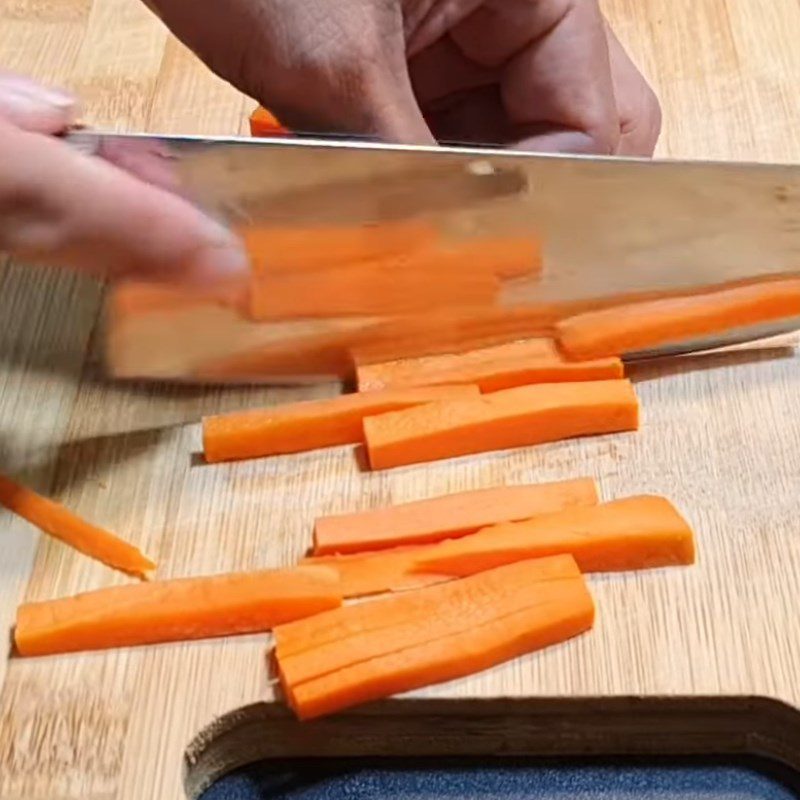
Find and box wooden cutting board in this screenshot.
[3,1,800,798]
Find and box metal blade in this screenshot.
[69,132,800,383]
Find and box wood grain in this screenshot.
[2,1,800,798]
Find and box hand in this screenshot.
[146,0,661,155]
[0,72,247,283]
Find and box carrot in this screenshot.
[555,278,800,360]
[313,478,599,555]
[363,379,639,470]
[274,556,593,720]
[278,555,582,688]
[14,565,341,657]
[413,495,696,577]
[275,552,578,660]
[356,339,623,393]
[301,547,448,598]
[202,384,481,463]
[0,473,156,580]
[241,221,441,274]
[249,106,289,137]
[248,259,498,320]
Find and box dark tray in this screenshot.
[200,756,800,799]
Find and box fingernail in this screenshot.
[188,230,251,284]
[1,86,79,128]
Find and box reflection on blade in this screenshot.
[64,132,800,383]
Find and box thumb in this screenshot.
[0,122,248,286]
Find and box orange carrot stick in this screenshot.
[275,556,594,720]
[249,106,289,137]
[0,473,155,580]
[301,546,448,598]
[14,566,341,657]
[313,478,599,555]
[363,379,639,470]
[241,221,440,274]
[413,495,695,577]
[277,555,584,690]
[555,278,800,360]
[248,259,497,320]
[274,553,579,660]
[356,339,623,393]
[202,384,480,463]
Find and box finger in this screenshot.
[0,72,78,134]
[604,24,662,156]
[149,0,434,145]
[451,0,621,154]
[0,122,248,286]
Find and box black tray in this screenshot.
[201,755,800,799]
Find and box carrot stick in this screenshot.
[0,473,156,580]
[313,478,599,555]
[413,495,695,577]
[202,384,480,463]
[248,259,498,320]
[14,565,341,657]
[356,339,623,393]
[277,555,583,689]
[249,106,289,137]
[363,379,639,470]
[555,278,800,360]
[275,556,593,720]
[241,221,441,274]
[274,553,578,660]
[301,546,448,598]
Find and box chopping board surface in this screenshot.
[3,1,800,798]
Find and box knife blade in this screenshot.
[66,132,800,383]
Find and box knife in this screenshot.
[66,131,800,384]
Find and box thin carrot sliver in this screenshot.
[363,379,639,470]
[276,556,593,720]
[14,565,341,657]
[0,473,155,580]
[356,338,623,393]
[555,278,800,360]
[202,384,480,463]
[413,495,696,577]
[313,478,599,555]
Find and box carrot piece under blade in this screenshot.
[14,565,341,657]
[242,221,441,274]
[202,384,480,463]
[363,379,639,470]
[249,106,289,137]
[413,495,696,577]
[0,473,155,580]
[301,546,448,598]
[248,259,498,320]
[275,556,593,720]
[356,338,623,393]
[313,478,599,555]
[555,278,800,361]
